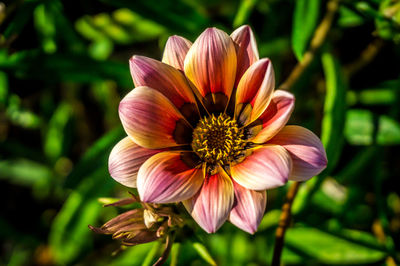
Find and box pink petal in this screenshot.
[229,181,266,234]
[249,90,295,143]
[235,58,275,126]
[137,152,204,203]
[129,56,197,110]
[108,137,161,188]
[119,86,191,149]
[184,27,237,107]
[162,35,192,71]
[231,145,292,190]
[268,126,327,181]
[183,168,234,233]
[231,25,259,85]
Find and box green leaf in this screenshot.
[65,127,125,188]
[0,71,8,106]
[285,227,386,264]
[110,243,157,266]
[345,109,400,145]
[0,159,52,186]
[49,166,114,264]
[344,109,374,145]
[192,242,217,266]
[3,0,40,39]
[6,94,42,129]
[233,0,259,28]
[99,0,209,37]
[44,102,73,161]
[292,0,321,61]
[34,3,57,53]
[321,52,347,173]
[338,5,366,28]
[0,50,131,88]
[377,115,400,145]
[170,243,181,266]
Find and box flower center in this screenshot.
[191,113,246,165]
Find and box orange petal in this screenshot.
[130,56,197,110]
[162,35,192,71]
[249,90,295,143]
[229,181,266,234]
[183,168,234,233]
[119,86,191,149]
[268,126,327,181]
[231,25,259,85]
[137,152,204,203]
[108,137,161,188]
[184,27,237,107]
[235,58,275,126]
[231,145,292,190]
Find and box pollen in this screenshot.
[191,113,247,165]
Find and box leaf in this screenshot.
[321,52,347,174]
[99,0,209,37]
[0,159,52,186]
[169,243,181,266]
[347,79,400,106]
[377,115,400,145]
[44,102,73,161]
[34,3,57,53]
[49,166,114,264]
[65,127,125,188]
[0,50,132,88]
[192,242,217,266]
[3,0,40,39]
[338,5,366,28]
[344,109,374,145]
[110,243,157,266]
[142,241,161,266]
[233,0,259,28]
[285,227,386,264]
[6,94,42,129]
[0,71,8,106]
[76,9,166,45]
[345,109,400,145]
[292,0,321,61]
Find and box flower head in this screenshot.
[109,26,327,234]
[89,194,184,246]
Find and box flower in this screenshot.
[89,194,184,246]
[109,26,327,234]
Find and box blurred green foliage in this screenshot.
[0,0,400,265]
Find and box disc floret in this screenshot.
[191,113,246,165]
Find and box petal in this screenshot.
[231,145,292,190]
[235,58,275,126]
[183,168,234,233]
[268,126,327,181]
[229,181,267,234]
[137,152,204,203]
[108,137,161,188]
[184,27,237,107]
[119,86,191,149]
[231,25,259,85]
[129,55,197,110]
[249,90,295,143]
[162,35,192,71]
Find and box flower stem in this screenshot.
[272,1,340,265]
[271,182,300,266]
[153,232,175,266]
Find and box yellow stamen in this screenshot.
[191,113,247,165]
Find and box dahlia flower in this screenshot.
[109,26,327,234]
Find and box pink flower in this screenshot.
[109,26,327,234]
